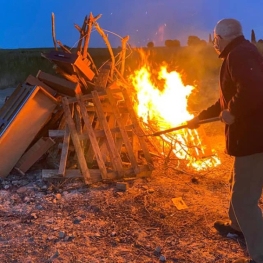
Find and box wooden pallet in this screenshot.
[44,68,154,184]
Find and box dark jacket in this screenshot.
[198,36,263,156]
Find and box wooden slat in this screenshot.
[58,125,70,176]
[15,137,55,174]
[1,85,32,121]
[74,52,95,81]
[121,88,153,170]
[94,62,111,92]
[115,113,129,152]
[42,169,103,183]
[106,87,140,173]
[61,97,92,184]
[99,114,115,163]
[37,70,81,96]
[42,164,151,181]
[85,112,101,165]
[25,75,57,96]
[92,90,124,177]
[74,103,83,148]
[77,95,109,179]
[49,124,134,138]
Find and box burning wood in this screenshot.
[129,63,221,171]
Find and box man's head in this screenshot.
[213,18,243,55]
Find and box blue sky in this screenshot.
[1,0,263,49]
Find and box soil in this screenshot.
[0,122,259,263]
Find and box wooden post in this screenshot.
[61,97,92,184]
[58,125,70,176]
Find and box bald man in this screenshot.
[188,18,263,263]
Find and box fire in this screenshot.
[130,64,220,171]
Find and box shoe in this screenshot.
[214,220,244,238]
[232,258,256,263]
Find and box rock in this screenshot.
[159,254,166,262]
[191,177,199,184]
[55,193,62,200]
[111,231,117,237]
[35,205,44,210]
[16,186,28,194]
[59,231,65,238]
[0,190,9,198]
[24,197,31,203]
[116,182,128,192]
[73,218,81,224]
[154,246,162,256]
[31,213,38,219]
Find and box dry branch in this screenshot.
[56,40,71,53]
[82,13,93,58]
[93,22,115,78]
[51,13,57,50]
[76,16,87,53]
[121,36,129,76]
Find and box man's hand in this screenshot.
[220,109,235,125]
[187,116,200,129]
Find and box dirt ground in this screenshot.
[0,121,259,263]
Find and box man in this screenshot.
[188,18,263,263]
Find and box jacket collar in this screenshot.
[219,35,246,59]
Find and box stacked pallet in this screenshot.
[0,13,154,184]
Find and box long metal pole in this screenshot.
[150,117,220,136]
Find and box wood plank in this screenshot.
[74,52,95,81]
[92,90,124,178]
[25,75,57,96]
[42,169,103,182]
[115,113,129,153]
[37,70,81,97]
[0,86,58,178]
[77,95,109,179]
[15,137,55,175]
[61,97,92,184]
[58,125,70,176]
[48,124,134,138]
[42,164,151,181]
[29,107,64,147]
[67,88,123,103]
[106,87,140,173]
[99,114,115,163]
[1,85,33,122]
[94,62,111,92]
[121,88,154,170]
[74,103,83,147]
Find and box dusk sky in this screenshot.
[1,0,263,49]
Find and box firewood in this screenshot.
[121,36,129,76]
[51,13,57,50]
[56,40,71,53]
[76,15,87,52]
[93,21,115,78]
[82,13,93,58]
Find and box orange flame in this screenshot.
[130,64,220,171]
